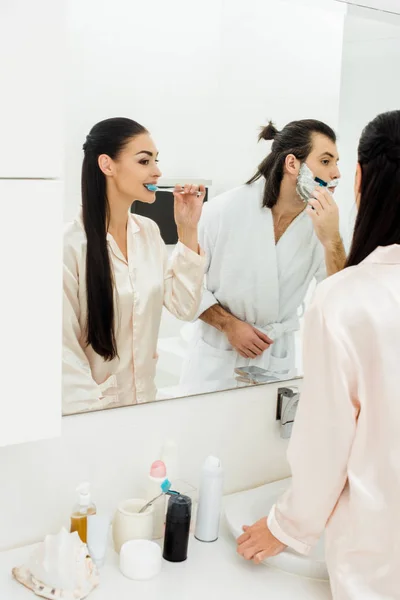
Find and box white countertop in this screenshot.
[0,519,331,600]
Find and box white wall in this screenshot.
[212,0,346,194]
[64,0,223,221]
[337,7,400,248]
[64,0,346,220]
[0,380,300,551]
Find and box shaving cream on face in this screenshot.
[296,163,339,203]
[296,163,320,203]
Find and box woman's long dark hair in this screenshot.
[346,110,400,267]
[82,117,147,360]
[247,119,336,208]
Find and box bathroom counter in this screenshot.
[0,520,331,599]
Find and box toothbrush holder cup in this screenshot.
[112,499,154,553]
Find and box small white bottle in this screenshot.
[194,456,223,543]
[146,460,167,539]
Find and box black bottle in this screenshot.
[163,494,192,562]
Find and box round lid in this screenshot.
[76,482,91,507]
[204,455,221,469]
[150,460,166,478]
[167,494,192,523]
[119,540,162,581]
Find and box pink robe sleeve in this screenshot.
[268,290,359,554]
[162,236,206,321]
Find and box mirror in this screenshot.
[62,0,400,415]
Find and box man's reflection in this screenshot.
[180,119,346,387]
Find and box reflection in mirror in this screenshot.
[63,118,206,415]
[62,0,400,415]
[177,118,345,397]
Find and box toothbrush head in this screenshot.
[161,478,171,493]
[144,184,158,192]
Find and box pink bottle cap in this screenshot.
[150,460,166,478]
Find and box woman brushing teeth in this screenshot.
[63,116,206,413]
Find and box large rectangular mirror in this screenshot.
[62,0,400,415]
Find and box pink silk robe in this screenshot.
[268,244,400,599]
[63,211,205,414]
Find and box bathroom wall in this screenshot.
[0,379,301,551]
[63,0,346,221]
[337,7,400,248]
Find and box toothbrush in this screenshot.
[139,479,179,513]
[144,184,203,197]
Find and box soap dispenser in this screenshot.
[70,482,97,543]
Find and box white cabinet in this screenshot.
[0,180,63,447]
[0,0,64,445]
[0,0,64,178]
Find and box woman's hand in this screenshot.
[173,184,206,230]
[174,184,206,252]
[237,518,286,564]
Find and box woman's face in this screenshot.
[99,133,162,203]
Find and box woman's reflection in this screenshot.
[63,117,205,414]
[180,119,346,388]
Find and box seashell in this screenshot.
[12,528,99,599]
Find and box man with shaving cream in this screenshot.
[180,119,346,386]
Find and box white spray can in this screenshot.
[194,456,223,542]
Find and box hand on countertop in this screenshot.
[236,517,286,564]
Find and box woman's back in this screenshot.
[309,244,400,597]
[256,111,400,600]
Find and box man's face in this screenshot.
[304,133,341,193]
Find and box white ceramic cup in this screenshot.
[112,499,154,553]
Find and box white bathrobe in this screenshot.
[180,178,326,387]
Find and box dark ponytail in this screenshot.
[247,119,336,208]
[346,110,400,267]
[82,117,148,360]
[258,120,279,142]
